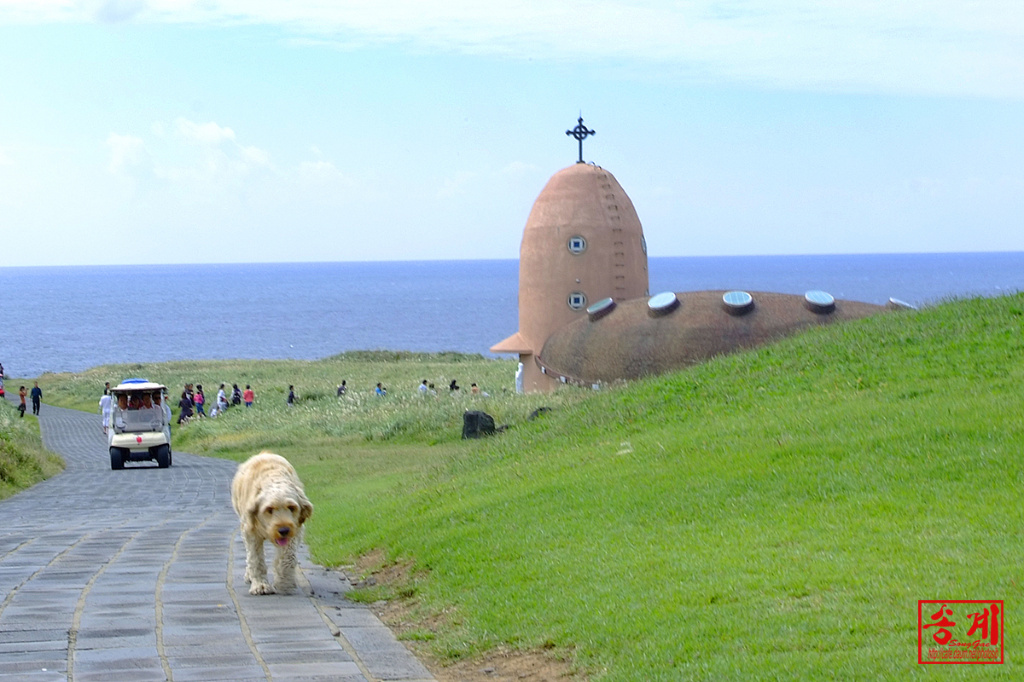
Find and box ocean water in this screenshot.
[1,253,1021,378]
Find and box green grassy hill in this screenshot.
[23,294,1024,680]
[301,294,1023,680]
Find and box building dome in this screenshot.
[536,290,887,385]
[492,163,649,392]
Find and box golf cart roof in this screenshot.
[112,378,167,392]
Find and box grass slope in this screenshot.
[0,401,64,499]
[304,295,1024,680]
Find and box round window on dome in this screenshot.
[567,236,587,255]
[888,297,917,310]
[587,297,616,321]
[805,290,836,314]
[647,291,679,317]
[568,292,587,310]
[722,290,754,315]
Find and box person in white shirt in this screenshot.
[99,388,112,434]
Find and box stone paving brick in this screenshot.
[170,667,270,682]
[0,403,435,681]
[0,667,66,679]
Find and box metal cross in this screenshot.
[565,116,595,163]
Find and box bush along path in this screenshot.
[0,402,434,682]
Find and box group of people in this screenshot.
[336,380,390,398]
[0,365,43,418]
[416,378,486,397]
[333,379,487,399]
[176,382,256,424]
[97,380,257,431]
[14,381,43,418]
[0,365,42,418]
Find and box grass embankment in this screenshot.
[0,400,64,500]
[36,350,552,449]
[36,296,1024,680]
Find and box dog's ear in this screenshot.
[298,493,313,524]
[246,493,263,526]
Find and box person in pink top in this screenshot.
[194,384,206,417]
[243,385,255,407]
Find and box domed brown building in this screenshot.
[490,160,650,392]
[492,119,893,392]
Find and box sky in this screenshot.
[1,1,1022,266]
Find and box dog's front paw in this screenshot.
[249,580,275,595]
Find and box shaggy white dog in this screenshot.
[231,452,314,595]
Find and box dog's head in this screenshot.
[248,485,313,546]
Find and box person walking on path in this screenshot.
[18,386,27,417]
[98,387,112,434]
[30,381,42,415]
[243,384,254,407]
[287,385,296,407]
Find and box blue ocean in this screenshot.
[1,253,1022,378]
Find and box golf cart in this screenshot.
[108,378,173,469]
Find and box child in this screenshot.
[194,385,206,417]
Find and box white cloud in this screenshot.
[437,170,476,199]
[239,145,271,167]
[1,1,1021,98]
[103,117,362,211]
[297,159,342,179]
[106,132,146,174]
[175,117,236,145]
[156,118,272,182]
[501,160,540,177]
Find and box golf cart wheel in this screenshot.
[155,444,171,468]
[110,447,125,470]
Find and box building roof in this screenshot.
[490,331,532,355]
[537,290,889,385]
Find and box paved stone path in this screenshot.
[0,404,435,682]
